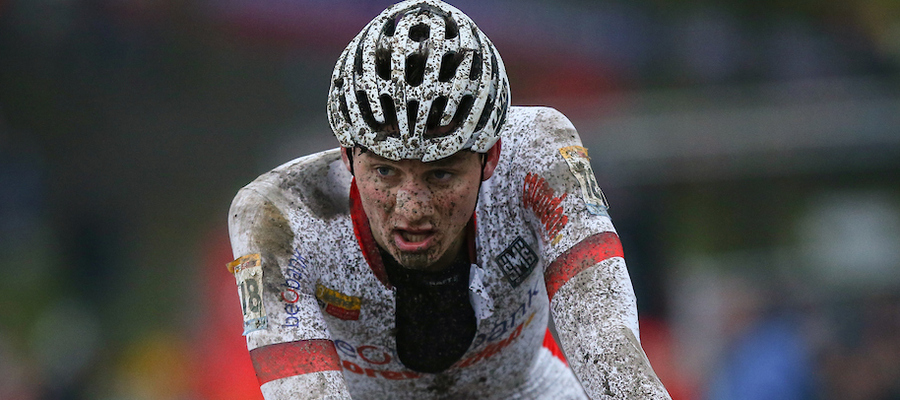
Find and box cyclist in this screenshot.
[227,1,672,398]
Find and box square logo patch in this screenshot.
[496,237,539,287]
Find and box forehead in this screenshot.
[356,149,480,169]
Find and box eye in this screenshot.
[431,170,452,180]
[375,166,394,177]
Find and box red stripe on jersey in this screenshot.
[544,232,624,301]
[250,340,342,385]
[542,328,568,366]
[349,178,391,288]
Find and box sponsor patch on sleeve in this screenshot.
[228,253,268,335]
[315,284,362,321]
[523,172,569,245]
[559,146,609,216]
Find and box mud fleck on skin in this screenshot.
[349,148,486,272]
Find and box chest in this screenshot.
[308,225,550,377]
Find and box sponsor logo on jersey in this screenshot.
[453,311,536,369]
[559,145,609,216]
[334,340,422,380]
[496,236,538,287]
[316,284,362,320]
[281,249,310,328]
[228,253,268,335]
[452,281,542,368]
[341,360,422,380]
[333,282,543,377]
[523,172,568,245]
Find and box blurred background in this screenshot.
[1,0,899,399]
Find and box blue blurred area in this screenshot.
[1,0,899,399]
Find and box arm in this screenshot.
[518,107,671,399]
[546,233,671,399]
[228,188,352,400]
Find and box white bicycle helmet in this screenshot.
[327,0,510,162]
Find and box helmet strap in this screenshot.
[346,147,357,176]
[479,153,487,182]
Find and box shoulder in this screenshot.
[501,106,580,159]
[228,148,351,258]
[498,106,582,174]
[507,106,575,127]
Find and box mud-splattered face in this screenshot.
[349,149,485,272]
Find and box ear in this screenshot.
[340,147,353,173]
[481,139,502,181]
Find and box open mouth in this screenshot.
[393,229,435,252]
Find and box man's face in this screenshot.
[349,149,485,272]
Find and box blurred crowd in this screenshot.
[1,0,899,399]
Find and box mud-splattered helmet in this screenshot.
[327,0,510,162]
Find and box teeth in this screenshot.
[401,232,428,242]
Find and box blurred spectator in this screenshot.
[95,330,194,400]
[704,290,815,400]
[0,331,40,400]
[817,295,900,400]
[0,115,58,399]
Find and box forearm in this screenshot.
[248,339,353,400]
[259,372,352,400]
[551,260,671,399]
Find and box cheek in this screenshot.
[444,183,480,222]
[360,186,394,221]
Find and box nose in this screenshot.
[394,180,434,223]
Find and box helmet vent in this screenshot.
[443,16,458,39]
[469,50,483,80]
[339,93,351,122]
[424,94,473,139]
[405,53,427,87]
[438,52,464,83]
[356,91,379,131]
[490,52,499,80]
[406,100,420,136]
[409,23,430,42]
[354,41,366,76]
[474,95,494,133]
[375,48,392,81]
[426,96,448,132]
[383,14,399,36]
[379,94,400,138]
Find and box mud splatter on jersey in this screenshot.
[228,107,670,399]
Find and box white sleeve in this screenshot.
[513,107,671,399]
[228,187,352,400]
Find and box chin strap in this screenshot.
[346,148,355,176]
[480,152,487,182]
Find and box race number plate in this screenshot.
[228,253,268,335]
[559,146,609,216]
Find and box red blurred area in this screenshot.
[640,317,698,400]
[194,230,264,400]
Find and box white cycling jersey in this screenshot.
[228,106,670,399]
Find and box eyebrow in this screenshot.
[425,152,476,167]
[362,151,475,167]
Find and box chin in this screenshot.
[393,253,436,270]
